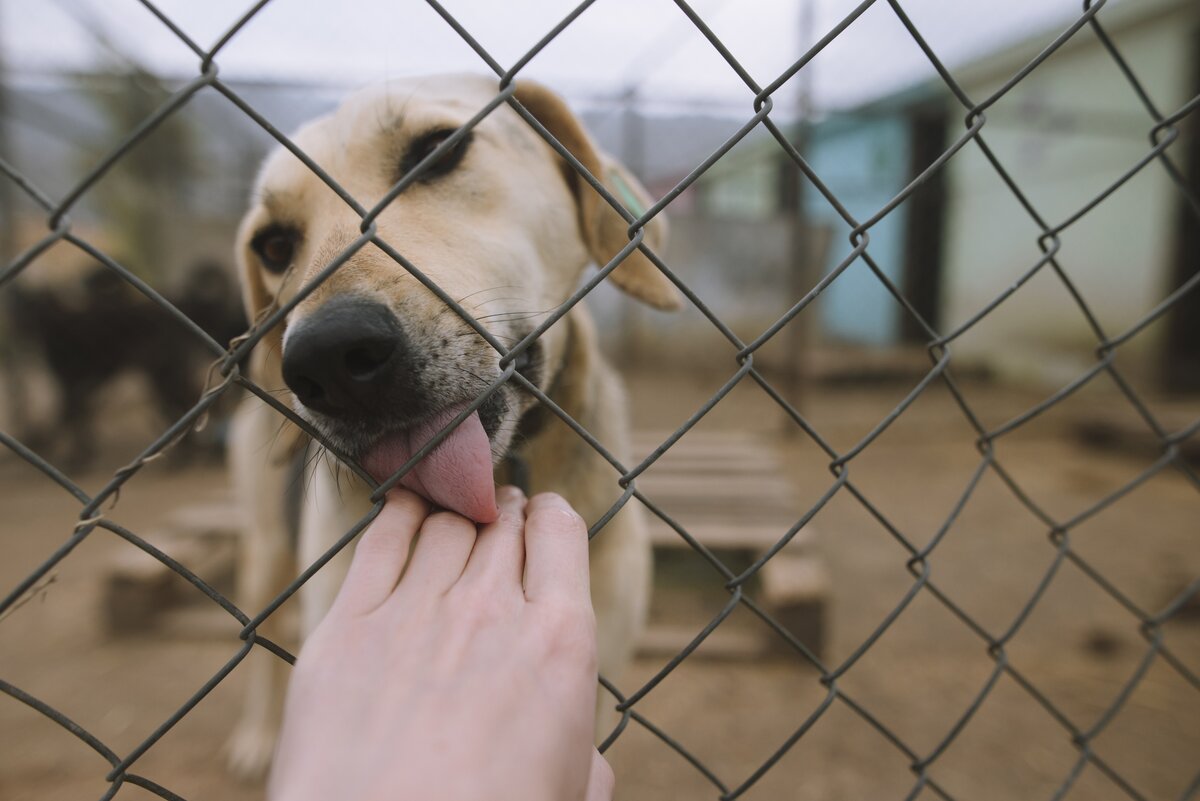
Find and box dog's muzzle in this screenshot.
[281,296,412,420]
[280,295,500,523]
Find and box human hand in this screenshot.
[266,486,613,801]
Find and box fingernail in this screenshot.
[497,485,526,505]
[531,492,571,511]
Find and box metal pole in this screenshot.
[0,0,29,438]
[781,0,817,432]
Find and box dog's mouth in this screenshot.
[348,339,541,525]
[279,296,542,524]
[359,402,500,524]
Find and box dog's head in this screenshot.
[235,74,678,521]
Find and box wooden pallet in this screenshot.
[104,431,830,659]
[103,495,241,635]
[633,430,814,551]
[632,430,829,659]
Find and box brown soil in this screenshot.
[1,369,1197,800]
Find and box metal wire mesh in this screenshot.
[1,1,1199,799]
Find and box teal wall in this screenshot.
[803,113,913,346]
[696,104,924,347]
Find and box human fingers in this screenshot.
[396,509,478,596]
[330,489,428,617]
[584,749,615,801]
[455,485,527,594]
[522,493,590,604]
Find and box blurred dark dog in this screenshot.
[2,261,246,470]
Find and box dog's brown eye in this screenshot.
[400,128,472,182]
[250,226,299,274]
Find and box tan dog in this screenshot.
[225,74,679,778]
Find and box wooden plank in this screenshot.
[646,520,815,551]
[117,604,299,641]
[633,430,772,448]
[633,432,781,457]
[637,622,769,660]
[108,530,236,581]
[105,528,238,633]
[633,448,779,469]
[637,471,794,496]
[759,552,828,656]
[760,552,830,604]
[165,502,242,537]
[632,428,811,554]
[635,455,785,476]
[1074,410,1200,464]
[639,501,800,526]
[638,438,777,455]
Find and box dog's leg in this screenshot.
[59,383,96,471]
[589,502,652,741]
[516,311,654,743]
[577,334,653,741]
[296,456,370,640]
[225,399,298,780]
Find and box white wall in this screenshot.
[939,7,1195,385]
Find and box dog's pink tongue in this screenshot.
[362,405,497,524]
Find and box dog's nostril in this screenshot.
[281,299,405,415]
[344,341,395,380]
[292,375,325,404]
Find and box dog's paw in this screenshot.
[224,720,279,782]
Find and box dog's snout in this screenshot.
[282,297,406,417]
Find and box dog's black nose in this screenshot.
[282,297,406,417]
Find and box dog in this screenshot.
[2,260,244,469]
[224,73,681,778]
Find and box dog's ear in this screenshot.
[234,223,307,458]
[513,80,682,311]
[235,217,274,328]
[234,218,286,387]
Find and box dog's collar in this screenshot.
[501,451,532,495]
[501,318,573,494]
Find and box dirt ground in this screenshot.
[1,367,1198,801]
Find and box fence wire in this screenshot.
[1,1,1199,799]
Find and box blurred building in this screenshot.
[939,0,1199,390]
[697,0,1199,389]
[700,86,946,350]
[1,74,345,280]
[5,1,1197,388]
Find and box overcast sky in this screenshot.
[3,0,1107,113]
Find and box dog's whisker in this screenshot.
[454,285,521,306]
[442,365,493,389]
[385,271,419,289]
[466,293,529,302]
[334,457,353,502]
[474,311,552,323]
[462,296,535,313]
[300,444,331,497]
[318,447,349,501]
[450,327,519,338]
[266,416,292,456]
[448,328,526,343]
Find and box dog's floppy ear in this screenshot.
[234,221,307,458]
[235,215,274,329]
[513,80,682,311]
[234,217,287,388]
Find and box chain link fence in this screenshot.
[2,0,1199,799]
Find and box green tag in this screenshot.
[608,168,646,217]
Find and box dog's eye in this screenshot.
[400,128,472,182]
[250,226,299,274]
